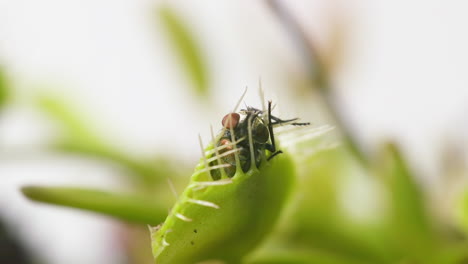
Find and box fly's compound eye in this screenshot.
[222,113,240,129]
[253,121,269,144]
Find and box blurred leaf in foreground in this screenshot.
[157,6,209,97]
[285,147,396,263]
[379,142,438,262]
[36,94,102,145]
[35,94,185,187]
[247,249,374,264]
[456,190,468,235]
[0,67,8,107]
[22,186,167,225]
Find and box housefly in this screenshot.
[210,101,309,180]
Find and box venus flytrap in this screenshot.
[151,97,307,264]
[151,142,295,263]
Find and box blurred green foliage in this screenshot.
[21,93,189,232]
[247,250,374,264]
[381,143,437,262]
[35,94,185,189]
[22,186,167,225]
[457,191,468,234]
[283,148,394,263]
[158,6,209,97]
[0,68,8,107]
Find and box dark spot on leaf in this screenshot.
[193,229,197,233]
[191,241,194,245]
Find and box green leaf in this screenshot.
[435,242,468,264]
[36,94,102,144]
[380,142,437,261]
[247,250,375,264]
[286,148,397,263]
[54,139,169,187]
[35,94,176,186]
[21,186,167,225]
[151,143,296,263]
[456,190,468,235]
[0,68,8,107]
[158,6,209,97]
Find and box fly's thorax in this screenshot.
[251,117,269,144]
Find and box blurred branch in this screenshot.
[157,6,209,97]
[266,0,369,167]
[22,186,167,225]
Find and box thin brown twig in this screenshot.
[266,0,369,167]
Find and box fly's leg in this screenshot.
[270,115,310,126]
[267,100,283,161]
